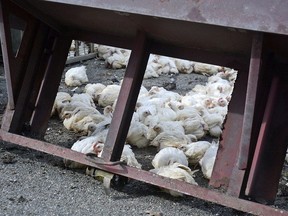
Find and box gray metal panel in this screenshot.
[21,0,254,57]
[35,0,288,35]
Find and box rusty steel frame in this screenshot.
[0,129,286,216]
[246,74,288,203]
[0,0,288,215]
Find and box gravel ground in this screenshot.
[0,58,287,216]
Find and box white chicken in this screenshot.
[206,98,229,118]
[68,40,76,58]
[156,55,179,75]
[59,100,95,120]
[106,49,130,69]
[71,93,96,108]
[97,45,116,60]
[190,84,207,95]
[51,92,71,117]
[166,100,185,112]
[152,147,188,168]
[64,136,104,169]
[181,141,211,165]
[143,54,162,79]
[180,95,199,107]
[199,141,219,179]
[78,41,89,56]
[84,83,106,102]
[146,121,185,141]
[182,117,207,139]
[175,106,202,121]
[120,144,142,169]
[88,120,110,140]
[150,162,198,196]
[156,107,177,122]
[217,68,238,83]
[148,86,182,102]
[126,121,150,148]
[201,109,224,138]
[174,58,194,74]
[193,62,222,76]
[63,107,105,133]
[103,105,113,120]
[150,131,191,150]
[97,84,121,107]
[136,103,158,124]
[206,79,233,98]
[65,65,89,87]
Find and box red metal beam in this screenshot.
[11,0,64,33]
[9,23,50,133]
[101,31,150,161]
[0,129,287,215]
[209,61,249,190]
[29,34,72,137]
[1,1,287,214]
[22,29,58,127]
[0,0,17,109]
[0,0,41,107]
[237,33,263,170]
[26,0,288,36]
[246,75,288,203]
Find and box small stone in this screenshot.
[145,210,163,216]
[17,195,27,203]
[8,197,15,202]
[1,152,17,164]
[70,185,78,189]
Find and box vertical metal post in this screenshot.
[220,33,263,196]
[9,24,49,133]
[29,34,72,137]
[0,0,16,109]
[0,0,38,131]
[246,75,288,203]
[237,33,263,170]
[209,61,249,190]
[101,31,150,161]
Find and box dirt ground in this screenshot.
[0,58,287,216]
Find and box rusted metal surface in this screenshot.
[237,33,263,169]
[245,77,280,202]
[14,0,254,58]
[209,60,249,190]
[102,31,150,161]
[29,34,72,137]
[0,0,40,109]
[1,0,288,214]
[10,0,63,33]
[0,0,16,109]
[246,75,288,203]
[26,0,288,36]
[9,24,49,133]
[0,129,287,216]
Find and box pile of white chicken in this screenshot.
[67,40,90,59]
[53,44,237,196]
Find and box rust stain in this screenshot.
[187,7,207,22]
[259,25,269,32]
[277,24,288,34]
